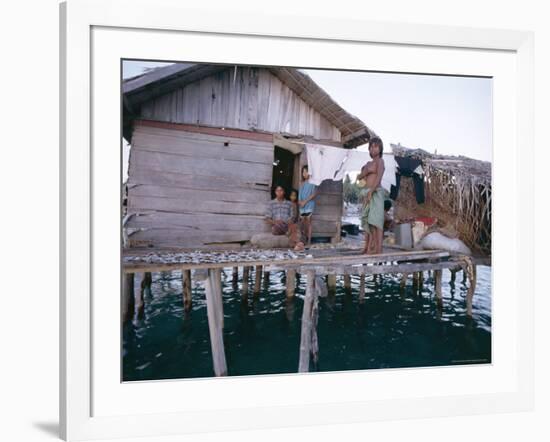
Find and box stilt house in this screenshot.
[123,63,376,249]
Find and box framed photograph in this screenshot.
[60,0,534,440]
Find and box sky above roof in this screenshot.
[122,60,492,175]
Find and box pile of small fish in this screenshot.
[123,249,310,265]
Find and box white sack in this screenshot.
[417,232,472,255]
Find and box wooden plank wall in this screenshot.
[126,124,274,248]
[139,67,341,143]
[293,148,343,240]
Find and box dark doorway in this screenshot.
[271,146,296,199]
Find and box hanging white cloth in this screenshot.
[305,144,397,191]
[305,144,348,186]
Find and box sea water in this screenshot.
[122,266,491,381]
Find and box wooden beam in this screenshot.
[182,269,192,311]
[123,249,451,273]
[134,119,274,143]
[273,134,303,154]
[204,269,227,376]
[298,260,458,276]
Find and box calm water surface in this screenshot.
[122,266,491,381]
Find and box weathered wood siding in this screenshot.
[139,67,341,143]
[293,147,343,240]
[126,124,273,248]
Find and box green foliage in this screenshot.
[343,174,360,203]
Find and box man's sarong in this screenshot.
[361,187,388,233]
[271,222,288,236]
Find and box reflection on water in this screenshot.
[123,266,491,381]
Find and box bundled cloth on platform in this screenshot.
[360,187,389,233]
[305,144,397,191]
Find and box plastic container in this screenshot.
[394,223,413,249]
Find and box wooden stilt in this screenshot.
[182,269,192,311]
[122,273,135,323]
[418,271,424,295]
[343,273,351,292]
[461,259,477,317]
[286,269,296,298]
[254,265,262,297]
[232,266,238,288]
[141,272,152,292]
[242,266,250,298]
[263,269,270,288]
[298,270,319,372]
[136,273,146,318]
[359,272,366,303]
[400,273,408,291]
[412,272,419,293]
[204,268,227,376]
[327,274,336,293]
[434,269,443,305]
[450,269,457,284]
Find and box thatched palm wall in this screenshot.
[391,145,491,257]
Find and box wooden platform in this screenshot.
[122,246,478,376]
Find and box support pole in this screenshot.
[461,258,477,317]
[286,269,296,298]
[242,266,250,298]
[204,268,227,376]
[434,269,443,306]
[412,272,419,293]
[450,269,457,284]
[298,270,319,372]
[327,274,336,293]
[400,273,408,291]
[182,269,192,311]
[263,269,270,288]
[359,272,366,303]
[254,265,262,297]
[232,266,238,289]
[136,273,147,318]
[418,271,424,295]
[343,273,351,292]
[122,272,135,323]
[140,272,152,291]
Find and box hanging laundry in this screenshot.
[305,144,397,191]
[390,156,426,204]
[305,144,348,186]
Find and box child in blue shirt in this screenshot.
[298,165,318,246]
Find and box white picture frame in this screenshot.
[60,0,534,440]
